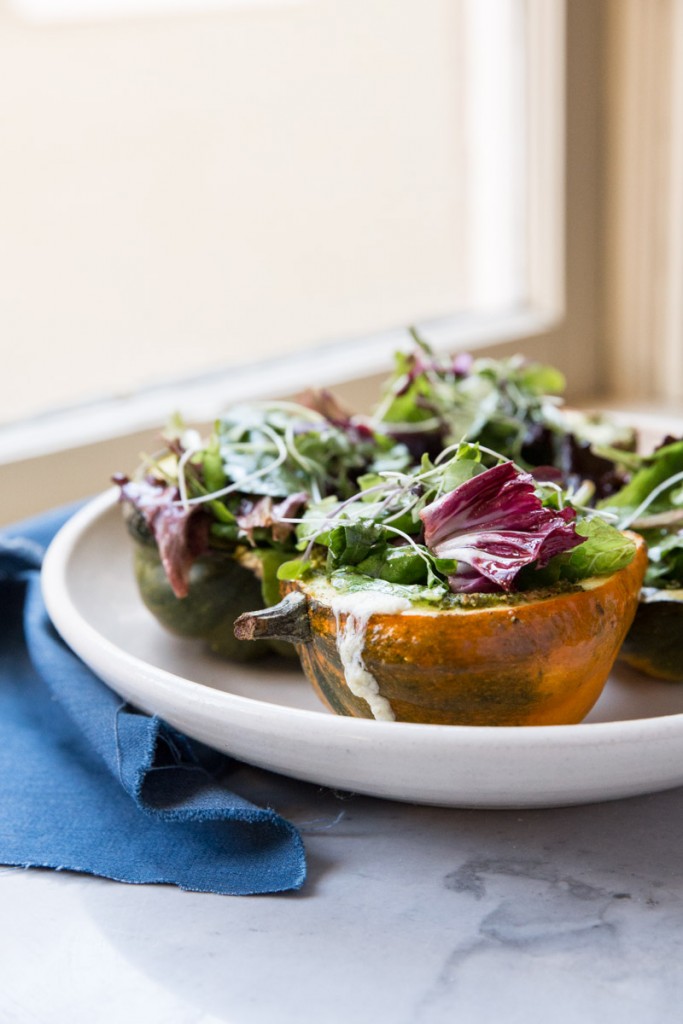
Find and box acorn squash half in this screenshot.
[619,589,683,682]
[235,534,647,725]
[131,534,297,661]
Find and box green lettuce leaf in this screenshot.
[329,568,448,604]
[598,440,683,524]
[277,557,312,582]
[641,530,683,587]
[356,545,429,586]
[327,522,382,566]
[556,517,636,581]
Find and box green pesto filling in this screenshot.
[304,568,583,612]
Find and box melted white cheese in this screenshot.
[330,591,412,722]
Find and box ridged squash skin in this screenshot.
[291,536,648,726]
[619,591,683,682]
[133,544,292,661]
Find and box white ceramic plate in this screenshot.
[42,490,683,809]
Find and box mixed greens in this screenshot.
[599,438,683,591]
[593,438,683,681]
[115,399,411,606]
[276,443,636,606]
[115,336,646,643]
[372,328,635,500]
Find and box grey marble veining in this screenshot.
[3,774,683,1023]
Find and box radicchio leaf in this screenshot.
[115,476,210,599]
[419,461,583,593]
[393,349,473,398]
[518,425,629,499]
[558,434,629,501]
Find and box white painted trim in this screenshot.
[461,0,529,310]
[525,0,566,317]
[0,306,558,464]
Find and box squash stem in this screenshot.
[234,591,311,645]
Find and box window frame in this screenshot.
[1,0,580,525]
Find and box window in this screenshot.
[0,0,572,521]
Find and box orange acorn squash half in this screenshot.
[234,533,647,726]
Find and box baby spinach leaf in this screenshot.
[327,522,382,566]
[356,545,429,586]
[277,557,312,582]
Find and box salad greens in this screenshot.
[115,334,640,613]
[115,399,411,603]
[277,443,636,604]
[599,438,683,589]
[372,328,634,499]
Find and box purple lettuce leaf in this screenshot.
[115,476,210,599]
[557,434,630,501]
[393,350,473,398]
[236,492,309,544]
[297,388,355,428]
[519,424,630,499]
[420,461,583,593]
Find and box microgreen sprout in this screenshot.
[175,422,290,508]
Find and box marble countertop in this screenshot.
[4,772,683,1024]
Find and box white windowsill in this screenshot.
[0,306,557,467]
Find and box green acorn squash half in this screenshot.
[619,589,683,682]
[129,519,295,661]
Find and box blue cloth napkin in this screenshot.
[0,503,306,895]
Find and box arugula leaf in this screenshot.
[296,497,420,550]
[555,517,636,581]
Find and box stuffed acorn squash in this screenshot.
[114,400,411,660]
[598,437,683,682]
[235,456,646,725]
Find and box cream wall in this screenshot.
[0,0,614,525]
[0,0,471,424]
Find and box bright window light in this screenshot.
[9,0,293,21]
[1,0,531,430]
